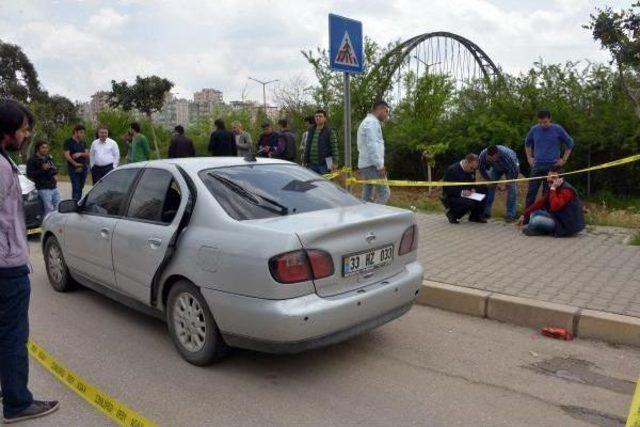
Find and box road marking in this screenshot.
[28,339,158,427]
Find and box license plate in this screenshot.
[342,245,394,277]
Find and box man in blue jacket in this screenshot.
[478,145,519,222]
[524,110,575,208]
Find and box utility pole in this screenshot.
[248,77,279,112]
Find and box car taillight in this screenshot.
[399,225,418,256]
[307,249,334,279]
[269,249,334,284]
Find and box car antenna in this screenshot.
[244,152,257,162]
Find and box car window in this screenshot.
[126,168,181,224]
[82,169,139,216]
[199,164,361,220]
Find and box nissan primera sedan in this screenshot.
[42,157,424,365]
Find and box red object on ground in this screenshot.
[541,327,574,341]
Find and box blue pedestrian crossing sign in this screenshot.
[329,14,364,74]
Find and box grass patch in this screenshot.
[383,185,640,229]
[630,232,640,246]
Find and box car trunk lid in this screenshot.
[248,204,415,297]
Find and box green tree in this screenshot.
[0,39,45,102]
[109,75,174,158]
[586,2,640,118]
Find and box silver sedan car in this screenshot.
[42,158,424,365]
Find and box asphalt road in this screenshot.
[17,182,640,426]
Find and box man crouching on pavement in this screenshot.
[0,99,60,424]
[517,165,585,237]
[442,153,487,224]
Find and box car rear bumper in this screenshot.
[201,261,424,353]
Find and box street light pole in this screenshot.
[248,77,279,112]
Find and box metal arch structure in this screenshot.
[365,31,501,101]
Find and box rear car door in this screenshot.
[111,167,184,303]
[63,168,140,288]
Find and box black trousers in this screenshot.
[446,197,486,220]
[444,186,488,220]
[91,163,114,184]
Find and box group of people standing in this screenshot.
[175,103,393,206]
[441,109,585,238]
[26,122,151,215]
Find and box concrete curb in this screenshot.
[416,280,640,348]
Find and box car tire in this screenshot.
[167,281,229,365]
[44,236,77,292]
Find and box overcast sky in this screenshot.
[0,0,631,104]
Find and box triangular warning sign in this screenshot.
[334,31,359,66]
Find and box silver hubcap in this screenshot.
[48,245,64,284]
[173,292,207,353]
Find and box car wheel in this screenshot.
[167,281,229,365]
[44,236,77,292]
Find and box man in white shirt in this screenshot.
[357,100,391,204]
[90,125,120,184]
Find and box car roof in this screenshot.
[119,157,292,174]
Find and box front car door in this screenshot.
[63,168,140,288]
[111,167,185,303]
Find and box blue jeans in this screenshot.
[38,189,60,216]
[527,210,556,235]
[0,266,34,417]
[68,167,87,202]
[360,166,391,205]
[484,168,517,220]
[526,164,552,208]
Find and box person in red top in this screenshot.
[518,165,585,237]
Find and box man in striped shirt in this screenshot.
[478,145,520,222]
[302,109,340,174]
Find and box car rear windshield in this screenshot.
[199,164,362,220]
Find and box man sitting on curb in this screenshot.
[442,153,487,224]
[517,165,585,237]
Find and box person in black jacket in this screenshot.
[208,119,237,156]
[442,153,487,224]
[168,125,195,158]
[26,140,60,215]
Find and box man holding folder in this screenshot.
[442,153,487,224]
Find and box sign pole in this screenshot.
[343,72,352,192]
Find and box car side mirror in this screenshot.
[58,199,79,214]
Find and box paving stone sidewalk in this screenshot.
[416,213,640,318]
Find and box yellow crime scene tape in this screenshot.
[27,339,157,427]
[324,154,640,187]
[27,227,42,236]
[628,380,640,427]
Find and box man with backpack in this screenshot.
[276,119,297,162]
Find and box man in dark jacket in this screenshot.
[26,140,60,215]
[276,118,297,162]
[518,166,585,237]
[303,109,340,174]
[256,122,280,158]
[442,153,487,224]
[208,119,236,156]
[168,125,195,158]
